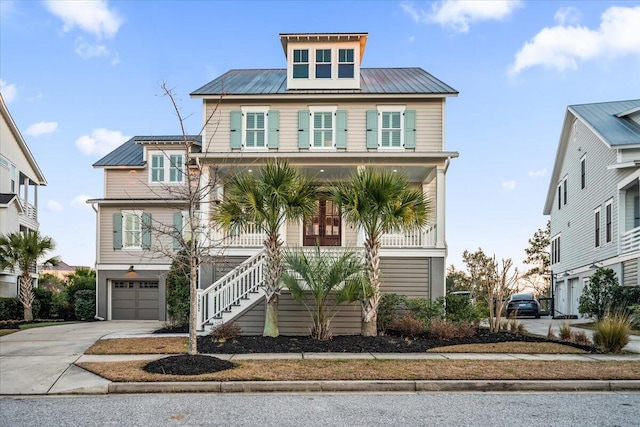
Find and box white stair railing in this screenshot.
[197,249,266,329]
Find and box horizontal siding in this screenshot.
[380,257,430,298]
[623,259,639,287]
[0,113,42,189]
[98,206,177,264]
[204,99,443,153]
[105,168,183,200]
[200,256,248,288]
[550,119,637,272]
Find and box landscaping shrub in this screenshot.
[610,286,640,313]
[377,293,406,333]
[74,290,96,321]
[571,330,591,346]
[429,318,475,340]
[444,293,483,323]
[33,288,54,319]
[558,322,572,341]
[65,279,95,313]
[0,298,22,321]
[593,312,631,353]
[579,268,619,319]
[388,312,427,337]
[547,324,557,340]
[166,250,190,326]
[405,297,444,323]
[629,305,640,329]
[210,321,242,341]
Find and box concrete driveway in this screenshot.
[0,321,162,395]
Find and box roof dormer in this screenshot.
[280,32,367,91]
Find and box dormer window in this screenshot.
[316,49,331,78]
[338,49,354,78]
[293,49,309,79]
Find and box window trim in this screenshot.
[377,105,405,150]
[309,106,337,150]
[594,207,601,248]
[293,49,309,79]
[122,210,143,250]
[580,155,586,190]
[605,199,613,244]
[241,106,269,150]
[148,150,184,184]
[10,164,17,193]
[338,48,355,79]
[563,177,568,205]
[551,233,561,265]
[315,49,332,79]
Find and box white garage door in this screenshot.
[112,281,159,320]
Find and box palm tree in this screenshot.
[282,245,367,340]
[330,168,428,336]
[214,160,316,337]
[0,231,59,321]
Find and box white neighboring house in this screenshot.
[0,93,47,297]
[544,99,640,318]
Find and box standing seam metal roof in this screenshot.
[190,68,457,96]
[570,99,640,147]
[93,136,202,167]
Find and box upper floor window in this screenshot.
[230,108,279,150]
[315,49,331,79]
[311,108,335,148]
[150,152,183,184]
[366,107,416,150]
[594,207,601,248]
[551,234,560,265]
[381,112,402,148]
[581,155,586,190]
[557,176,567,209]
[245,112,266,148]
[123,211,142,249]
[563,178,568,205]
[293,49,309,79]
[112,211,151,250]
[605,200,612,244]
[338,49,354,78]
[10,164,16,193]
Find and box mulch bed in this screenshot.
[144,354,236,375]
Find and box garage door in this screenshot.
[112,281,159,320]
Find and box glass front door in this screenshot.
[304,198,341,246]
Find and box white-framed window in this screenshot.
[338,48,354,78]
[149,151,184,184]
[10,164,17,193]
[293,49,309,79]
[563,177,568,205]
[551,234,561,265]
[594,207,601,248]
[605,199,613,244]
[315,49,331,79]
[0,155,9,170]
[310,106,337,149]
[242,106,269,149]
[378,106,405,149]
[581,155,586,190]
[122,210,142,249]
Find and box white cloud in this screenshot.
[71,194,93,210]
[501,180,517,191]
[528,168,547,178]
[75,128,129,156]
[0,79,17,103]
[47,200,63,212]
[44,0,122,39]
[25,121,58,136]
[554,6,581,26]
[74,38,111,58]
[510,6,640,75]
[402,0,521,33]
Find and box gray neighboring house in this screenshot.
[90,32,459,333]
[0,93,47,297]
[544,99,640,318]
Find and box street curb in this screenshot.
[107,380,640,394]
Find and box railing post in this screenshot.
[196,289,203,331]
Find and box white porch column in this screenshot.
[199,166,212,249]
[435,166,446,248]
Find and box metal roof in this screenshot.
[190,68,457,96]
[93,135,202,167]
[570,99,640,147]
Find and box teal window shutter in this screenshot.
[298,110,310,149]
[230,111,242,149]
[141,213,152,249]
[173,212,183,250]
[268,110,279,149]
[335,110,347,149]
[404,110,416,149]
[366,110,378,148]
[113,213,122,250]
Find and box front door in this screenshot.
[304,198,341,246]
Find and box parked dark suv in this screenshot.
[506,293,541,318]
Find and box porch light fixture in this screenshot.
[128,265,135,273]
[563,271,571,278]
[589,261,601,269]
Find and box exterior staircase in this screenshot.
[196,249,266,331]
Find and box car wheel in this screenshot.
[535,313,540,319]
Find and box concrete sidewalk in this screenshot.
[2,320,640,396]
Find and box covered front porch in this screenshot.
[619,174,640,253]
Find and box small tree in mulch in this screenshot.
[579,268,619,320]
[282,245,368,340]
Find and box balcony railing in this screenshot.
[380,225,437,248]
[19,198,37,221]
[213,223,266,248]
[620,226,640,253]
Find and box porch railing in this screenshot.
[213,223,266,247]
[19,199,37,221]
[620,226,640,253]
[380,225,437,248]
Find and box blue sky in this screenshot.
[1,0,639,270]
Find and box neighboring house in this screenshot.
[38,260,86,281]
[91,32,459,332]
[544,99,640,318]
[0,93,47,297]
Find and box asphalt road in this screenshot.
[1,392,639,426]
